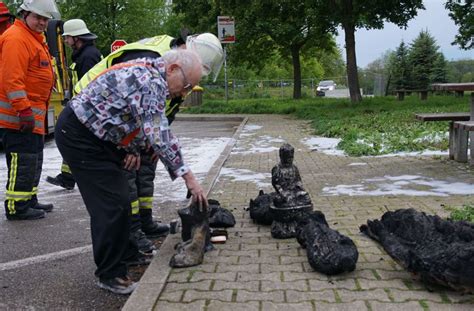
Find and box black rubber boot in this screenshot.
[6,208,45,220]
[46,173,75,190]
[31,195,53,212]
[140,209,170,238]
[32,202,54,212]
[131,229,156,254]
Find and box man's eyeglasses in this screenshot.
[177,66,193,93]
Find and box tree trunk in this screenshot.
[343,22,362,103]
[291,46,302,99]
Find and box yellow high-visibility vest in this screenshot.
[74,35,174,94]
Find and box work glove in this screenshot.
[18,108,34,133]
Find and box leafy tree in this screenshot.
[221,48,342,86]
[389,41,410,91]
[316,48,346,82]
[174,0,336,99]
[460,72,474,82]
[408,30,443,89]
[321,0,424,103]
[57,0,168,55]
[4,1,18,13]
[430,53,448,83]
[172,0,221,33]
[447,59,474,82]
[359,50,392,95]
[445,0,473,49]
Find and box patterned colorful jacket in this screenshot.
[69,57,188,180]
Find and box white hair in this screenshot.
[162,49,203,78]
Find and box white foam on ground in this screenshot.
[242,124,262,133]
[153,136,230,204]
[322,174,474,197]
[348,162,368,166]
[233,134,286,155]
[0,137,231,206]
[413,132,449,144]
[0,140,80,208]
[218,167,272,189]
[234,123,261,140]
[370,150,450,158]
[301,136,450,157]
[301,137,345,156]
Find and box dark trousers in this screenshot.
[54,106,137,279]
[2,129,44,215]
[124,152,157,232]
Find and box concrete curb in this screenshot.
[122,115,248,311]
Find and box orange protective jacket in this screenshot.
[0,20,54,135]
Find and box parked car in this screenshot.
[317,80,336,92]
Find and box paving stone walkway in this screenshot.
[126,115,474,311]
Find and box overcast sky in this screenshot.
[335,0,473,68]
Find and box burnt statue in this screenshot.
[249,190,275,225]
[208,199,236,228]
[297,211,358,275]
[170,202,213,268]
[272,143,312,208]
[247,143,359,275]
[361,208,474,293]
[270,143,313,239]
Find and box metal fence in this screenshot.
[199,74,390,100]
[201,78,348,100]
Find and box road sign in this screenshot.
[217,16,235,44]
[111,39,127,52]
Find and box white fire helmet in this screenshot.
[19,0,60,19]
[186,33,224,82]
[62,19,97,39]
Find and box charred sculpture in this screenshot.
[209,199,236,228]
[272,143,312,208]
[249,190,275,225]
[297,211,358,275]
[360,208,474,292]
[170,202,213,268]
[270,143,313,238]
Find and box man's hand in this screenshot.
[183,171,208,212]
[123,153,140,170]
[18,108,34,133]
[145,144,159,164]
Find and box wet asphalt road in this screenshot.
[0,119,239,310]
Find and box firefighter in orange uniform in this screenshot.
[0,0,59,220]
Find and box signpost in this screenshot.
[217,16,235,104]
[110,39,127,53]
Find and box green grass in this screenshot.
[444,204,474,222]
[184,95,470,156]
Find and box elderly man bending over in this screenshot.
[54,49,208,295]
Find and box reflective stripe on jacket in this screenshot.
[74,35,173,94]
[70,62,79,92]
[0,20,54,135]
